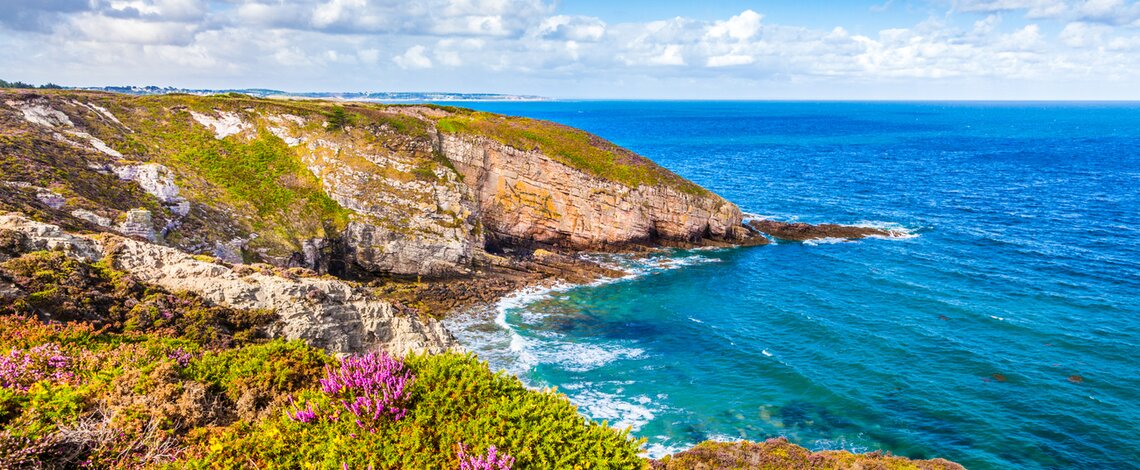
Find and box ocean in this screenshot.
[438,101,1140,469]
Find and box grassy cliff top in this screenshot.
[430,106,711,196]
[3,89,711,196]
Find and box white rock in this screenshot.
[88,136,124,158]
[71,209,112,227]
[189,111,249,139]
[6,99,74,128]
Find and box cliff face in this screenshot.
[0,213,456,355]
[440,132,745,249]
[0,90,753,278]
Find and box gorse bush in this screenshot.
[180,352,646,469]
[0,308,646,469]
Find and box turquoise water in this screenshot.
[439,102,1140,469]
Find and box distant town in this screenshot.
[2,80,546,102]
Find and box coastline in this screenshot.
[438,240,967,469]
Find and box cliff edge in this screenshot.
[0,90,756,279]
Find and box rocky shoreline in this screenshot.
[0,90,960,469]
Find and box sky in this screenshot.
[2,0,1140,99]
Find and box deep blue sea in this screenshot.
[438,101,1140,469]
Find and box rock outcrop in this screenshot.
[651,437,965,470]
[0,213,457,355]
[747,219,897,241]
[440,133,748,250]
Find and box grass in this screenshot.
[433,110,710,196]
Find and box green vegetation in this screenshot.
[0,248,647,468]
[164,128,350,235]
[433,110,708,196]
[186,352,646,469]
[326,106,350,131]
[0,250,275,347]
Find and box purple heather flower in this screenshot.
[457,444,515,470]
[320,352,413,426]
[287,398,320,424]
[167,347,193,368]
[0,343,74,391]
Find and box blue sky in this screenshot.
[2,1,1139,99]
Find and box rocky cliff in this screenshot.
[0,213,456,355]
[0,90,755,279]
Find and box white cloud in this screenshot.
[2,3,1140,98]
[393,45,433,69]
[954,0,1070,18]
[706,9,763,41]
[536,15,606,41]
[1060,21,1114,46]
[706,54,754,67]
[646,44,686,66]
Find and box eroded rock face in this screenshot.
[0,213,458,355]
[2,91,760,279]
[293,131,481,277]
[440,134,746,250]
[651,437,964,470]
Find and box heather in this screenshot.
[0,301,645,468]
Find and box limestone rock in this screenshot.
[0,213,102,261]
[0,213,458,356]
[440,134,744,250]
[71,209,112,227]
[113,163,191,216]
[117,208,156,241]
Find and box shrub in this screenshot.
[0,343,76,391]
[326,106,349,131]
[179,352,646,469]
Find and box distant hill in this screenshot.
[2,79,546,101]
[77,85,548,101]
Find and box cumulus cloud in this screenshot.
[393,45,433,69]
[706,10,763,41]
[536,15,606,41]
[1060,21,1114,45]
[1,1,1139,98]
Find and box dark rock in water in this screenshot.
[747,219,893,241]
[650,437,965,470]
